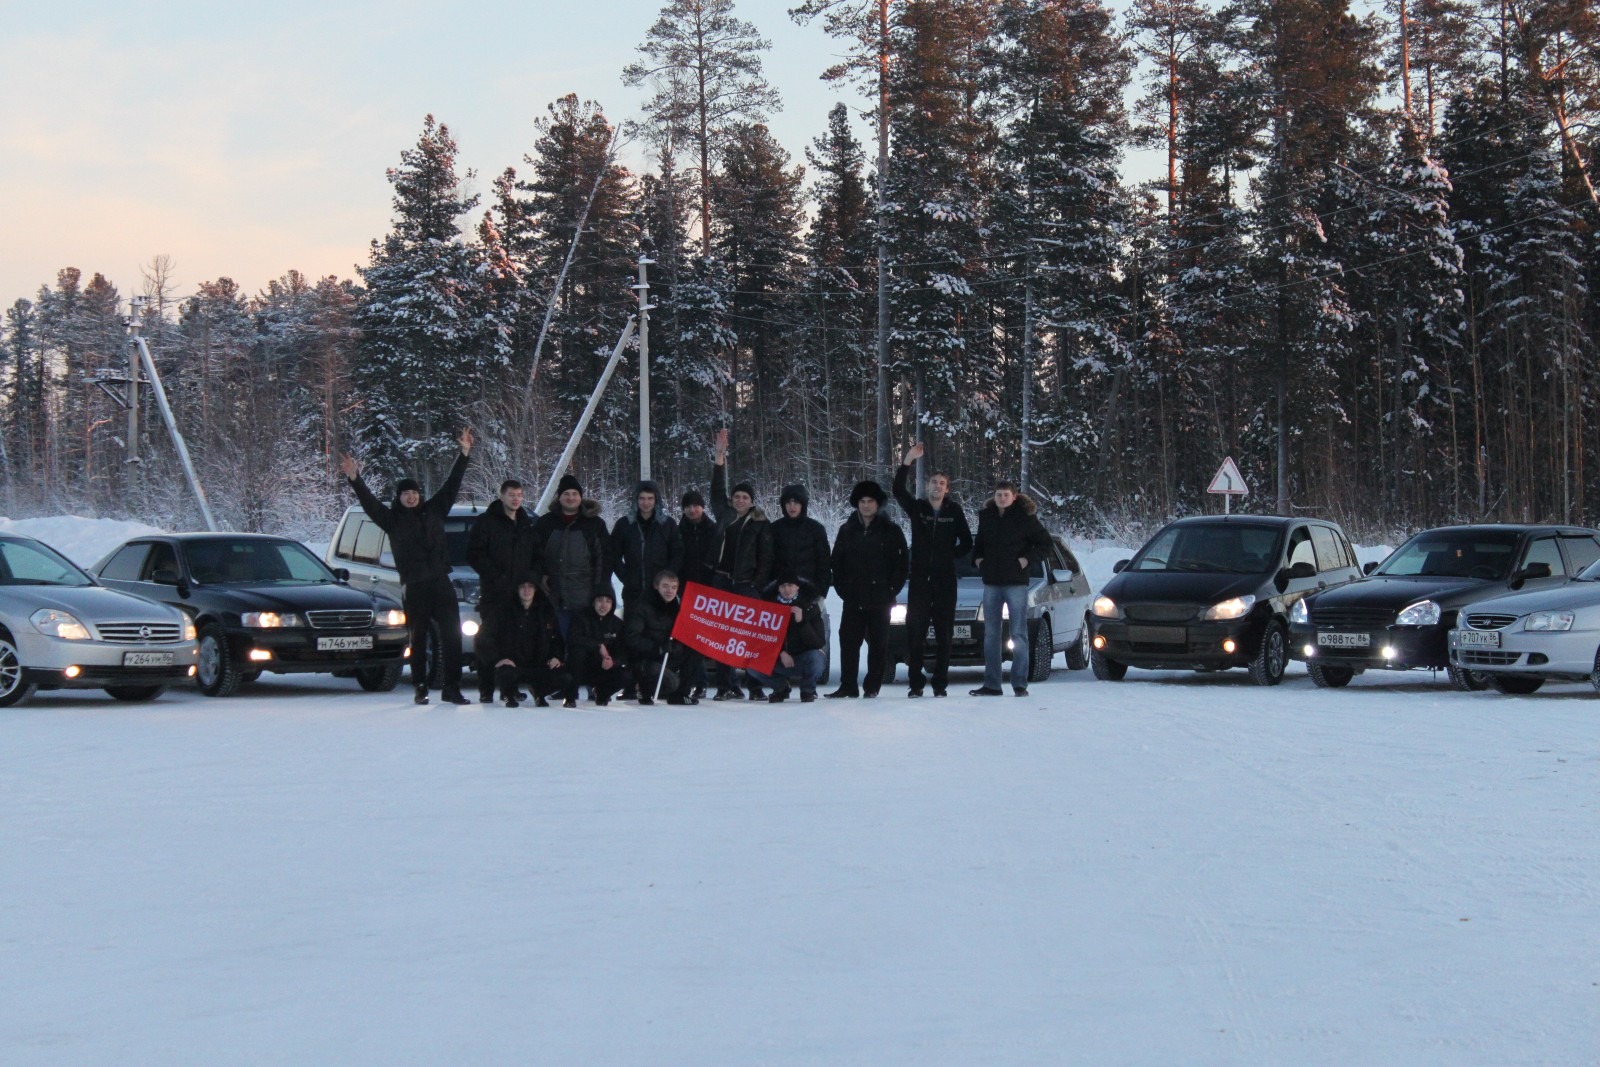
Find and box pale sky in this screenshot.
[0,0,1155,309]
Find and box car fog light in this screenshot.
[1381,646,1397,660]
[461,619,480,637]
[1092,634,1106,650]
[1006,639,1015,651]
[1222,639,1237,654]
[248,649,273,663]
[64,665,81,679]
[1304,643,1316,657]
[403,646,412,659]
[188,666,198,677]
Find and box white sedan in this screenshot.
[1447,570,1600,694]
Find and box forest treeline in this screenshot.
[2,0,1597,540]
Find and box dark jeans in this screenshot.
[638,644,702,701]
[837,602,890,695]
[906,575,958,691]
[493,663,571,703]
[405,576,462,692]
[568,650,630,701]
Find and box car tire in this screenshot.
[1446,663,1489,691]
[105,685,167,702]
[1486,673,1543,695]
[1065,617,1090,671]
[356,662,404,692]
[195,624,243,697]
[1307,663,1354,688]
[0,634,37,708]
[1590,646,1600,694]
[1090,641,1127,681]
[1247,620,1288,686]
[1028,618,1053,683]
[421,619,446,689]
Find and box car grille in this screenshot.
[1457,650,1520,667]
[307,609,375,630]
[96,622,184,644]
[1124,603,1195,623]
[1312,607,1395,629]
[1462,613,1517,631]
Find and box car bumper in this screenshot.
[230,628,410,673]
[1447,626,1599,680]
[1090,617,1258,669]
[887,618,1017,664]
[13,631,199,688]
[1289,624,1448,670]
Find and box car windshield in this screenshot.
[0,539,95,587]
[184,538,336,585]
[1374,532,1520,580]
[1131,523,1281,574]
[445,519,472,567]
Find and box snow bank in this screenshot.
[0,515,166,566]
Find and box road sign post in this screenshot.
[1207,457,1249,515]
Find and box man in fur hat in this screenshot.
[828,479,908,699]
[969,480,1053,697]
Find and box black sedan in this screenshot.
[94,534,410,697]
[1289,524,1600,688]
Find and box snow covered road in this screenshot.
[3,669,1596,1065]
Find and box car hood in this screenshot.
[191,582,399,614]
[1307,574,1489,610]
[1,584,184,623]
[1101,570,1265,605]
[1456,581,1600,619]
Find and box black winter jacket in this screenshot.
[624,587,683,661]
[611,481,684,600]
[568,607,628,667]
[709,463,773,590]
[971,493,1053,586]
[892,464,974,582]
[831,512,909,607]
[347,452,469,586]
[678,513,721,588]
[531,500,610,612]
[467,502,539,598]
[765,580,827,655]
[485,593,565,667]
[770,505,833,597]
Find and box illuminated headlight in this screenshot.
[1092,596,1121,619]
[182,617,197,642]
[379,609,407,628]
[461,618,480,637]
[241,612,304,628]
[1395,600,1441,627]
[1523,611,1575,632]
[889,604,908,625]
[31,609,91,640]
[1203,595,1256,621]
[1289,598,1310,626]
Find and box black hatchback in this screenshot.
[94,534,410,697]
[1088,515,1363,685]
[1288,524,1600,689]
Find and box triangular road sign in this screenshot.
[1207,457,1248,495]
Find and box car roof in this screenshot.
[1401,523,1596,537]
[337,503,486,519]
[142,533,306,543]
[1165,514,1307,529]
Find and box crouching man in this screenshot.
[566,586,630,706]
[746,572,827,703]
[487,574,572,708]
[623,570,701,706]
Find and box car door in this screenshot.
[101,541,187,610]
[1276,525,1323,610]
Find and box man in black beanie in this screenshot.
[339,427,474,705]
[531,472,609,640]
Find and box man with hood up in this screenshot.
[339,428,473,706]
[969,480,1053,697]
[531,473,609,640]
[611,479,684,612]
[485,573,570,708]
[770,484,833,599]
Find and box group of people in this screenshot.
[339,428,1055,708]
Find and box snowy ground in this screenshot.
[3,519,1594,1064]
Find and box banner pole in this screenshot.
[653,654,669,702]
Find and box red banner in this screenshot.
[671,581,792,675]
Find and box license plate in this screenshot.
[1317,632,1371,648]
[1127,625,1185,645]
[953,625,972,640]
[1455,630,1501,648]
[122,651,173,667]
[317,635,374,651]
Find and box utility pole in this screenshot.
[875,0,892,469]
[635,247,655,480]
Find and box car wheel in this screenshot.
[356,662,404,692]
[1486,673,1543,695]
[1248,620,1288,686]
[1028,618,1053,683]
[105,685,167,702]
[1090,641,1127,681]
[419,619,445,689]
[1590,646,1600,694]
[1065,617,1090,671]
[1307,663,1354,688]
[196,624,242,697]
[1446,663,1489,691]
[0,634,37,708]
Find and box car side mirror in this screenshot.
[1112,559,1130,574]
[1051,568,1072,584]
[152,567,181,585]
[1514,562,1552,584]
[333,567,351,582]
[1362,561,1378,575]
[1276,561,1316,592]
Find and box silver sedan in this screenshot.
[0,534,198,706]
[1447,572,1600,694]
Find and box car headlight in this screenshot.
[1395,600,1441,627]
[1523,611,1574,632]
[1203,595,1256,621]
[461,618,480,637]
[31,609,91,640]
[379,609,407,628]
[182,617,197,642]
[241,612,305,628]
[889,604,907,624]
[1289,598,1310,625]
[1092,596,1121,619]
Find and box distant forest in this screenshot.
[3,0,1597,540]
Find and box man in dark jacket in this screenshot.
[339,427,473,705]
[468,478,539,701]
[746,573,827,703]
[677,489,719,699]
[566,587,629,706]
[970,481,1053,697]
[893,442,974,697]
[828,480,909,699]
[611,479,684,611]
[623,571,700,705]
[709,429,773,699]
[485,574,570,708]
[771,484,833,598]
[531,473,609,640]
